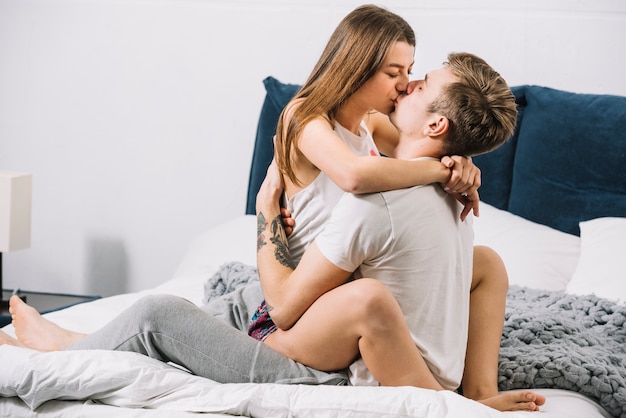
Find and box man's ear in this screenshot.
[423,115,449,137]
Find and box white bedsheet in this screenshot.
[0,213,613,418]
[0,344,610,418]
[0,344,497,417]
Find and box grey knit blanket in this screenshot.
[205,262,626,417]
[204,261,260,302]
[499,285,626,417]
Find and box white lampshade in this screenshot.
[0,171,32,252]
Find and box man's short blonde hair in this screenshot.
[429,52,518,156]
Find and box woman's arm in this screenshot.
[367,110,481,219]
[298,117,451,194]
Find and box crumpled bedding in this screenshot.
[0,345,504,417]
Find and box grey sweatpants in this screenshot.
[68,282,347,385]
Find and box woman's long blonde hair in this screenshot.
[275,4,415,185]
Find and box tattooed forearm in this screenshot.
[269,215,296,270]
[257,212,268,252]
[258,212,296,269]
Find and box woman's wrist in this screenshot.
[425,159,452,184]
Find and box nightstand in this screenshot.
[0,289,101,327]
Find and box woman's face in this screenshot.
[355,41,415,115]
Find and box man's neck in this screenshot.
[393,135,442,160]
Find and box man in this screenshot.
[254,52,543,411]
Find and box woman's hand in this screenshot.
[441,156,481,220]
[281,207,295,236]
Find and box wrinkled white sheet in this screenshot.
[0,345,505,417]
[0,344,612,418]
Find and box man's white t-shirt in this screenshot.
[315,164,474,391]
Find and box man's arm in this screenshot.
[256,161,352,330]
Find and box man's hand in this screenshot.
[440,156,481,220]
[256,160,284,210]
[257,158,294,236]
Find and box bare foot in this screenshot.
[0,329,27,347]
[10,295,86,351]
[478,390,546,412]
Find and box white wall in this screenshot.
[1,0,625,296]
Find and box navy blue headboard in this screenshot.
[246,78,626,236]
[473,85,626,235]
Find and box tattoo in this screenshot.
[265,303,274,312]
[269,215,296,270]
[257,212,268,252]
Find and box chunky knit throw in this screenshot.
[206,262,626,417]
[204,261,260,303]
[499,285,626,417]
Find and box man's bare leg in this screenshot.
[464,246,546,411]
[9,295,86,351]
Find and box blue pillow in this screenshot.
[245,77,301,214]
[507,86,626,235]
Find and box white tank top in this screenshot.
[285,121,379,264]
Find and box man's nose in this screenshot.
[405,80,419,95]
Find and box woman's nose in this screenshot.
[396,74,411,93]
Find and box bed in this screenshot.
[1,79,625,417]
